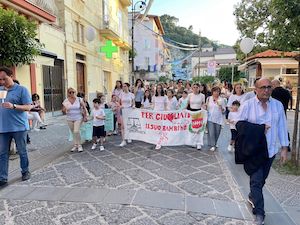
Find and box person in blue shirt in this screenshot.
[0,67,33,187]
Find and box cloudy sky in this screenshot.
[149,0,241,46]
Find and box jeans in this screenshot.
[207,121,222,147]
[0,131,29,181]
[249,156,275,216]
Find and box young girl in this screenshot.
[227,100,240,152]
[91,98,106,151]
[134,79,144,108]
[119,83,135,147]
[178,90,188,110]
[109,95,120,135]
[166,89,178,110]
[142,89,152,109]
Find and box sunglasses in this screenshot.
[68,91,75,94]
[258,86,272,90]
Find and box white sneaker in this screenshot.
[33,128,40,132]
[99,145,105,151]
[113,130,118,135]
[96,138,100,143]
[119,141,127,147]
[227,145,233,152]
[127,139,132,143]
[155,145,161,150]
[91,143,97,150]
[215,144,219,148]
[78,145,83,152]
[196,143,202,150]
[70,146,77,152]
[209,147,216,152]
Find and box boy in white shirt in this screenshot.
[227,100,240,152]
[91,98,106,151]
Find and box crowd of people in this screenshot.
[0,65,291,225]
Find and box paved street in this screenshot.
[0,113,299,225]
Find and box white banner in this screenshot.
[123,109,207,146]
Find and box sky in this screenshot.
[148,0,241,46]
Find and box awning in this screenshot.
[257,58,298,69]
[34,55,54,67]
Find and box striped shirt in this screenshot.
[238,96,289,158]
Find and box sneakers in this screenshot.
[254,214,265,225]
[113,130,118,135]
[99,145,105,151]
[119,140,127,147]
[32,128,40,132]
[22,171,31,181]
[196,143,201,150]
[227,144,233,152]
[78,145,83,152]
[127,139,132,143]
[209,146,216,152]
[155,145,161,150]
[70,146,77,152]
[91,143,97,150]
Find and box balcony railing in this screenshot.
[26,0,58,15]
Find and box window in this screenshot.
[75,21,85,44]
[144,39,150,50]
[80,24,85,44]
[145,57,150,67]
[75,21,80,42]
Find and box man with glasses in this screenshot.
[238,78,289,225]
[0,67,32,188]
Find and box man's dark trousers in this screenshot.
[249,156,275,216]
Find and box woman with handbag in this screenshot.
[62,87,88,152]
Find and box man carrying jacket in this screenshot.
[238,78,289,225]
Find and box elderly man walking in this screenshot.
[0,67,32,187]
[238,78,289,225]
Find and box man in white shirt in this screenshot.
[238,78,288,225]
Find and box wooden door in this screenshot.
[76,62,85,93]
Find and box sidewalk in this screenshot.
[0,112,298,225]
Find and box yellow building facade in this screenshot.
[57,0,131,101]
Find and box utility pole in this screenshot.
[198,30,201,77]
[231,61,234,84]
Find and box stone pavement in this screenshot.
[1,112,299,225]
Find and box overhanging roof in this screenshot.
[257,58,298,69]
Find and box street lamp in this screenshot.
[131,1,147,80]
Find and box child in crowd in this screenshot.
[142,89,152,109]
[227,100,240,152]
[91,98,106,151]
[178,90,188,110]
[109,95,119,135]
[166,89,178,110]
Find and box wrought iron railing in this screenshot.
[26,0,58,15]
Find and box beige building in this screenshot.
[1,0,131,114]
[56,0,131,102]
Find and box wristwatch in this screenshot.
[13,104,16,109]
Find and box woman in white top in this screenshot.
[119,83,135,147]
[142,89,152,109]
[112,80,123,99]
[152,84,167,150]
[62,87,88,152]
[206,86,226,152]
[227,83,244,108]
[187,83,206,112]
[187,83,206,150]
[152,84,167,111]
[166,89,178,111]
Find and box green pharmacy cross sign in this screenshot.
[100,40,118,58]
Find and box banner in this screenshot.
[123,109,207,146]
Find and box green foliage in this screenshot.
[234,0,300,52]
[0,8,43,66]
[218,66,241,82]
[160,14,219,48]
[158,76,169,83]
[192,76,215,84]
[273,159,300,175]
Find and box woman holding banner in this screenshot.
[119,83,135,147]
[186,83,206,150]
[152,84,167,150]
[206,86,226,152]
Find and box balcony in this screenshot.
[1,0,56,23]
[100,16,131,50]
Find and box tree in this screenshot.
[192,76,215,85]
[0,8,43,67]
[218,65,241,83]
[234,0,300,166]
